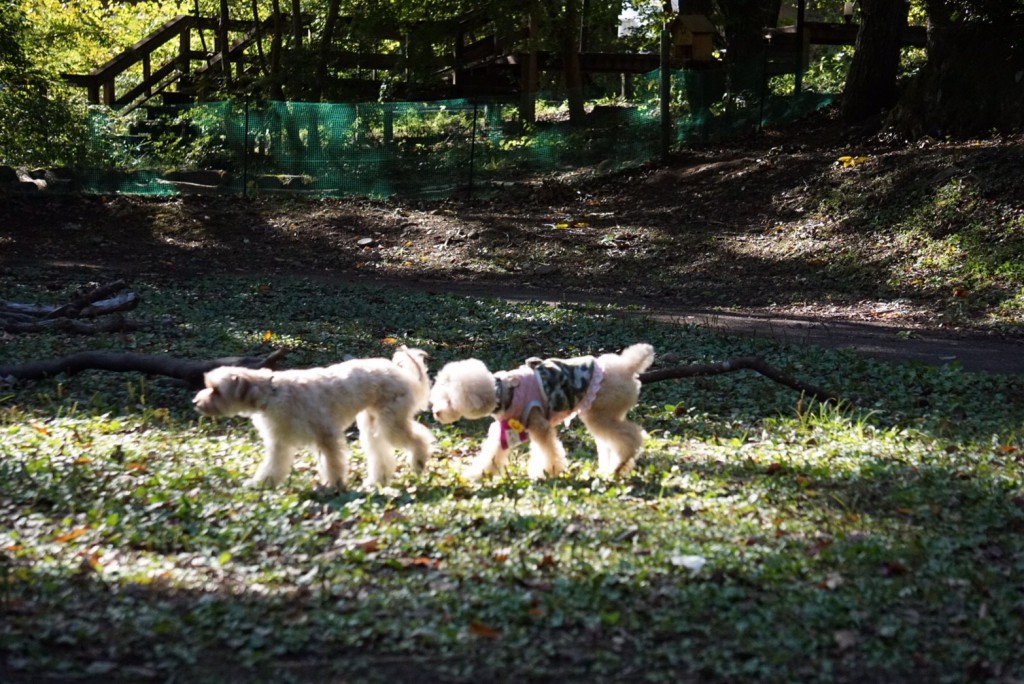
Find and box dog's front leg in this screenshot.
[526,420,567,479]
[250,438,296,488]
[315,432,349,488]
[465,421,512,480]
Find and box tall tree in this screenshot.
[893,0,1024,135]
[312,0,342,101]
[841,0,909,124]
[716,0,781,94]
[537,0,587,124]
[218,0,231,77]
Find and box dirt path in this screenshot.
[363,275,1024,375]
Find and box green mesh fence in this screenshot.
[76,68,833,199]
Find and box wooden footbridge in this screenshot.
[61,9,926,112]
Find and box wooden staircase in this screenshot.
[62,14,272,112]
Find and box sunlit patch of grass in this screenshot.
[809,145,1024,333]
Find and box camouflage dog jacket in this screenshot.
[492,355,604,448]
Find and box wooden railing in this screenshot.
[61,15,272,110]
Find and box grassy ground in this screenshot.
[2,274,1024,682]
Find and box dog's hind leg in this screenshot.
[373,410,434,475]
[581,414,644,477]
[357,411,397,487]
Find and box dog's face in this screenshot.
[193,366,273,417]
[430,359,497,423]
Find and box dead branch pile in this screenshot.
[1,280,142,334]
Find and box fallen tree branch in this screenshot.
[0,313,144,335]
[45,280,132,319]
[76,291,140,319]
[0,302,56,317]
[0,348,289,389]
[1,280,140,333]
[640,356,838,404]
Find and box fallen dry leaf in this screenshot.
[468,620,500,639]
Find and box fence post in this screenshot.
[659,17,671,161]
[467,101,478,200]
[242,99,250,198]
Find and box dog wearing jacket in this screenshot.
[193,346,433,489]
[430,343,654,480]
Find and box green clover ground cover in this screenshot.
[2,276,1024,682]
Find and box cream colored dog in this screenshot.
[193,346,433,488]
[430,343,654,480]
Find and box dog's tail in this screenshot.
[393,345,431,410]
[619,343,655,376]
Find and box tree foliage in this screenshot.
[0,5,85,165]
[2,0,1021,167]
[1,0,194,166]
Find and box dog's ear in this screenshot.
[468,392,493,415]
[403,346,429,360]
[209,369,270,410]
[234,373,271,408]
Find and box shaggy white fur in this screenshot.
[193,346,433,488]
[431,343,654,480]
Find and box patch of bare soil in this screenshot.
[2,114,1022,349]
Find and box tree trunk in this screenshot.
[312,0,342,101]
[679,0,715,13]
[218,0,231,79]
[640,356,837,404]
[269,0,285,100]
[520,11,539,125]
[563,0,586,124]
[841,0,909,125]
[0,349,288,390]
[250,0,269,79]
[891,0,1024,136]
[291,0,302,49]
[717,0,782,94]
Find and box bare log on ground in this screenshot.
[0,313,146,335]
[1,280,141,333]
[45,280,137,319]
[0,348,289,389]
[640,356,838,404]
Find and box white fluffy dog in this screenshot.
[430,343,654,480]
[193,346,433,489]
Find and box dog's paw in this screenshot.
[527,464,565,479]
[246,475,278,488]
[410,452,430,474]
[597,454,638,478]
[463,466,489,482]
[313,479,347,494]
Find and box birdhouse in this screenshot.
[672,14,717,62]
